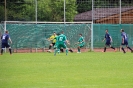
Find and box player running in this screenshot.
[54,31,69,56]
[1,30,12,55]
[102,29,115,52]
[75,34,85,53]
[120,29,133,53]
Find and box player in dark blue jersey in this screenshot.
[102,29,115,52]
[1,30,12,55]
[120,29,133,53]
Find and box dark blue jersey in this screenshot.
[121,32,128,41]
[105,33,111,41]
[1,34,10,43]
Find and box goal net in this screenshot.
[0,23,4,45]
[4,21,93,52]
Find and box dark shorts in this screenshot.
[52,43,55,46]
[105,41,111,46]
[1,43,10,48]
[121,41,128,46]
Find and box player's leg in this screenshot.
[8,44,12,54]
[110,46,115,50]
[65,46,68,55]
[1,43,5,55]
[65,48,68,55]
[48,43,52,49]
[126,46,133,53]
[103,44,107,52]
[121,43,126,53]
[69,48,73,53]
[6,43,12,55]
[77,43,84,53]
[62,44,68,55]
[109,44,115,51]
[103,47,106,52]
[54,47,60,56]
[77,46,82,53]
[60,48,64,53]
[77,43,81,53]
[103,41,109,52]
[121,47,126,53]
[1,48,4,55]
[54,44,60,56]
[125,42,133,52]
[48,43,54,52]
[54,42,60,53]
[77,46,81,53]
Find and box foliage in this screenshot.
[0,0,133,21]
[0,0,77,21]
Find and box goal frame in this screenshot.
[4,21,94,51]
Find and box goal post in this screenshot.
[4,21,93,52]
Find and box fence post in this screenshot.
[91,0,94,51]
[119,0,121,24]
[64,0,66,22]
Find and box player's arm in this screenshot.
[102,38,105,42]
[9,37,12,44]
[66,40,70,45]
[75,41,80,45]
[122,37,124,44]
[109,36,113,42]
[64,36,70,45]
[103,35,106,42]
[47,35,53,41]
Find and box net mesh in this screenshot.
[0,24,4,44]
[5,22,92,51]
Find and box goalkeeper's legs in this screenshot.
[48,43,54,52]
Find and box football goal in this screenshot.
[3,21,93,52]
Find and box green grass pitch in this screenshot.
[0,52,133,88]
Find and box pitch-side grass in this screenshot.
[0,52,133,88]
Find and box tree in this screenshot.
[76,0,92,13]
[37,0,77,22]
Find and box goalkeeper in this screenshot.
[47,32,57,52]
